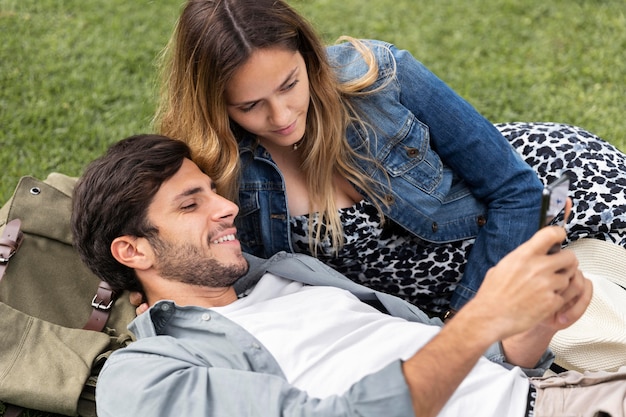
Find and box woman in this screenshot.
[155,0,626,318]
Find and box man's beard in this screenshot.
[149,235,249,288]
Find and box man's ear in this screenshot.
[111,236,153,271]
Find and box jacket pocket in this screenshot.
[379,117,443,194]
[235,190,264,256]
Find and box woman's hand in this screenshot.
[129,291,149,315]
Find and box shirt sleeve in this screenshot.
[390,44,544,309]
[483,341,555,378]
[96,342,414,417]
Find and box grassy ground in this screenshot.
[0,0,625,415]
[1,0,625,204]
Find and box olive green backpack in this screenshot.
[0,174,136,417]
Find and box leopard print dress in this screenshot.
[290,122,626,318]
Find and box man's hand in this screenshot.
[500,249,592,368]
[402,223,592,417]
[466,225,590,341]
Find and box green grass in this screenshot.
[1,0,625,206]
[297,0,626,148]
[0,0,183,204]
[0,0,625,415]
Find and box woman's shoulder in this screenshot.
[326,39,396,83]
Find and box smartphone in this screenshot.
[538,174,570,253]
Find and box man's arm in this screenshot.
[401,226,591,417]
[96,338,417,417]
[121,229,590,417]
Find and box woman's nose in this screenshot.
[268,99,290,126]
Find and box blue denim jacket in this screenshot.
[237,40,543,310]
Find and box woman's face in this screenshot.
[225,47,310,148]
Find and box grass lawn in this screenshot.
[1,0,625,204]
[1,0,625,416]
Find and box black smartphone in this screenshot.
[538,174,570,253]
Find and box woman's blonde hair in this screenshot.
[155,0,389,254]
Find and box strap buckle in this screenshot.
[0,250,16,264]
[0,219,23,272]
[91,294,115,310]
[91,281,116,311]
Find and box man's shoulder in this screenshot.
[241,252,349,286]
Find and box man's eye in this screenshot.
[181,203,197,211]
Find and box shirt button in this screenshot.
[201,313,211,321]
[431,222,438,232]
[406,148,419,158]
[477,215,487,226]
[384,194,395,204]
[160,303,170,311]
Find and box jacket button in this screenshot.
[385,194,395,204]
[406,148,419,158]
[477,215,487,226]
[431,222,438,232]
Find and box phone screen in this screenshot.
[539,175,570,254]
[539,175,570,229]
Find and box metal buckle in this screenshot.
[91,295,114,310]
[0,249,16,264]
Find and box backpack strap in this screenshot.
[0,219,23,283]
[84,280,118,332]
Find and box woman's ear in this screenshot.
[111,236,153,271]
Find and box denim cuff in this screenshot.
[449,283,477,311]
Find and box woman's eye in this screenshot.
[241,103,257,113]
[284,80,299,91]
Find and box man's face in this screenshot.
[145,158,248,287]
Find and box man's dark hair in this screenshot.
[71,134,192,292]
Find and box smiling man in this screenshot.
[71,134,626,417]
[118,156,247,305]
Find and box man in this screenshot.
[72,134,624,417]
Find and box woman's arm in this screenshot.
[392,45,544,309]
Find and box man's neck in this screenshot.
[145,282,239,308]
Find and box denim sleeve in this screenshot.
[96,349,414,417]
[390,45,544,310]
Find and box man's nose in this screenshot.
[212,194,239,220]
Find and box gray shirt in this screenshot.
[95,252,552,417]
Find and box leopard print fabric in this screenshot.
[497,122,626,246]
[290,122,626,317]
[291,200,473,317]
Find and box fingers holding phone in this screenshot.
[539,174,571,253]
